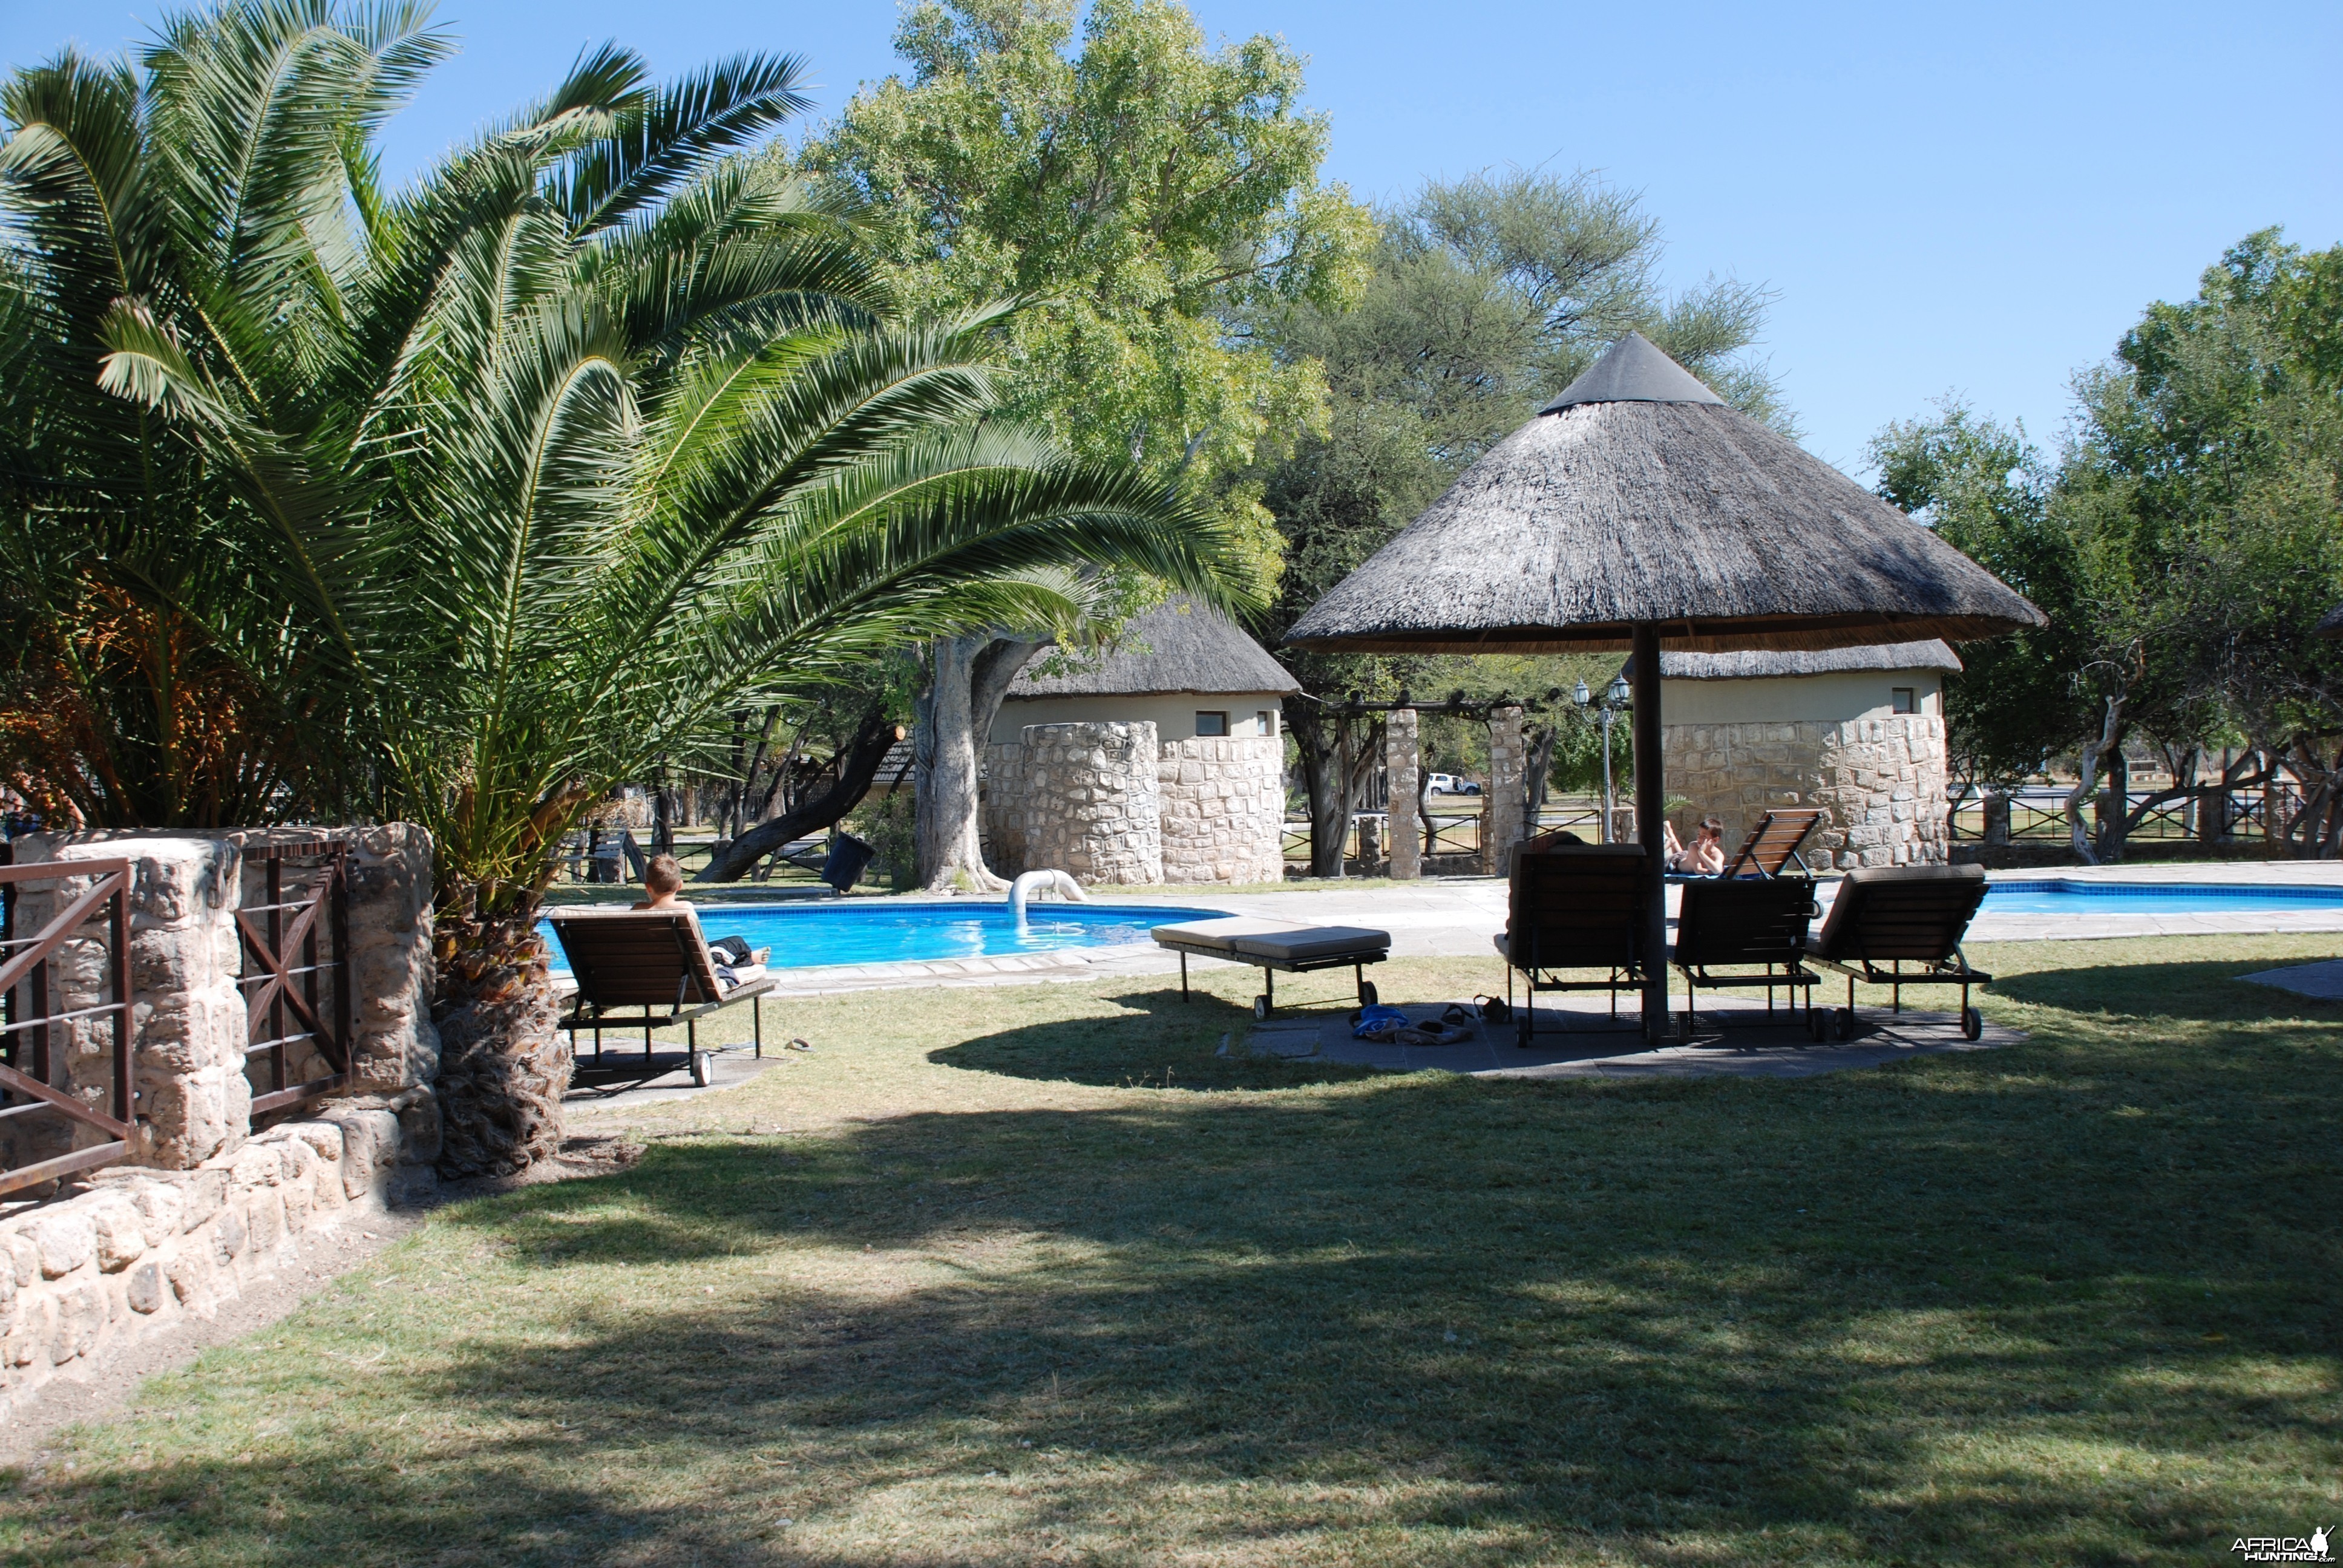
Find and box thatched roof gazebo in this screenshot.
[1284,332,2043,1039]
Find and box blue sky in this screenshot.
[6,1,2338,474]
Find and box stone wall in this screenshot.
[0,1098,433,1423]
[7,838,250,1175]
[1665,714,1950,869]
[6,829,440,1178]
[984,725,1286,886]
[1156,736,1284,885]
[981,722,1164,885]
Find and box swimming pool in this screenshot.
[541,901,1227,972]
[1976,880,2343,916]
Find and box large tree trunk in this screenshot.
[698,708,900,881]
[431,906,567,1178]
[916,635,1048,892]
[1286,699,1346,878]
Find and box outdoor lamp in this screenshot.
[1608,673,1630,706]
[1572,679,1591,707]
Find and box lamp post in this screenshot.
[1573,675,1633,843]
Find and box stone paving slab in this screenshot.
[1269,1001,2020,1082]
[2238,958,2343,1001]
[713,863,2343,1002]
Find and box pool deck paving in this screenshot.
[744,860,2343,1002]
[595,863,2343,1103]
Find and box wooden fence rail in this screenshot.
[0,857,134,1198]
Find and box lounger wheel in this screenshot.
[1961,1006,1984,1042]
[1357,979,1378,1007]
[1515,1014,1532,1050]
[1834,1007,1855,1041]
[1252,995,1271,1022]
[690,1049,713,1087]
[1807,1008,1829,1043]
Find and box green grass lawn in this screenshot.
[4,936,2339,1566]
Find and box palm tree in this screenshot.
[3,1,1248,1173]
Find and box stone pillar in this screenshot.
[1014,721,1163,885]
[11,838,251,1172]
[1982,789,2012,848]
[1482,704,1526,875]
[1386,708,1421,880]
[336,825,440,1094]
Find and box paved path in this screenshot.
[1245,999,2020,1082]
[737,861,2343,1002]
[2238,958,2343,1001]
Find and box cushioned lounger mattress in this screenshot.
[1151,916,1311,953]
[1227,926,1391,962]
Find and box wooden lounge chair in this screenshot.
[1806,864,1992,1040]
[1154,916,1387,1019]
[1671,876,1822,1037]
[1494,844,1650,1047]
[1720,808,1824,878]
[547,908,776,1091]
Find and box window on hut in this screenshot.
[1891,687,1917,714]
[1195,711,1229,737]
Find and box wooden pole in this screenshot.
[1632,624,1668,1041]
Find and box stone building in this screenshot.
[981,598,1299,885]
[1636,641,1960,869]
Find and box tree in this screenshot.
[2,0,1245,1173]
[801,0,1368,889]
[1256,168,1784,872]
[1871,231,2343,860]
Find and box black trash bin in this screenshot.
[821,832,876,893]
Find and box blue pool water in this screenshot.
[542,901,1226,972]
[1977,880,2343,916]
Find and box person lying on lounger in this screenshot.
[635,854,768,972]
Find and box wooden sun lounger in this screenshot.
[1153,917,1389,1019]
[1495,844,1650,1046]
[1720,808,1824,878]
[1671,875,1822,1036]
[1806,864,1992,1040]
[547,908,776,1091]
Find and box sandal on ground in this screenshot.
[1475,995,1512,1023]
[1440,1003,1474,1027]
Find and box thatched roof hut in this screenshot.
[1621,639,1964,682]
[2317,603,2343,639]
[1008,597,1299,699]
[1282,333,2044,655]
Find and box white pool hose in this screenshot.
[1009,868,1088,924]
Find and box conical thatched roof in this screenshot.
[2318,603,2343,639]
[1283,333,2045,655]
[1622,639,1963,682]
[1006,596,1299,699]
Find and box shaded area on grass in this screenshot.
[926,986,1381,1089]
[2,939,2339,1566]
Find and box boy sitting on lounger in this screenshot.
[635,854,768,973]
[1669,817,1726,875]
